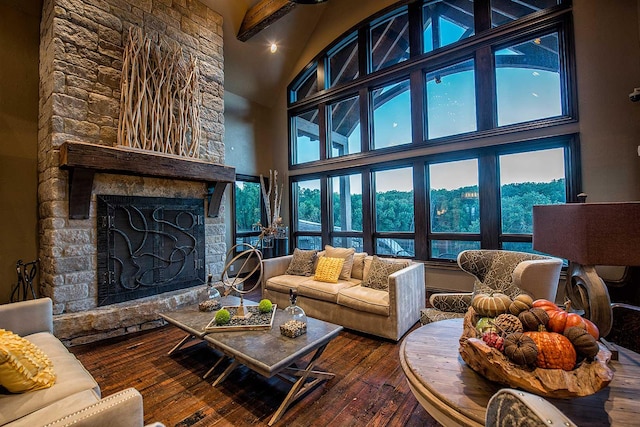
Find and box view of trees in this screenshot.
[237,178,565,247]
[235,182,261,232]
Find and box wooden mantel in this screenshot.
[59,141,235,219]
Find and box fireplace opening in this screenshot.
[97,195,206,306]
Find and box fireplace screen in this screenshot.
[97,195,205,306]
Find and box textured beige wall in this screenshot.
[0,3,41,304]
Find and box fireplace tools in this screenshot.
[11,259,39,302]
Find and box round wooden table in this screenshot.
[399,318,640,427]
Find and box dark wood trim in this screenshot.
[475,45,495,131]
[478,153,500,249]
[237,0,296,42]
[474,0,492,33]
[361,168,374,254]
[59,141,235,219]
[412,159,428,260]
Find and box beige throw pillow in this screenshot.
[362,256,410,291]
[324,245,356,280]
[285,248,318,276]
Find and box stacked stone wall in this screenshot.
[38,0,225,344]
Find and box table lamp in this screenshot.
[532,202,640,337]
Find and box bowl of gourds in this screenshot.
[458,292,614,398]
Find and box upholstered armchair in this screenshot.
[485,388,577,427]
[420,250,563,325]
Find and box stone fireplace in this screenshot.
[38,0,229,345]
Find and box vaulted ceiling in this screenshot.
[202,0,327,107]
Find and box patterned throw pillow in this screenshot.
[314,257,345,283]
[0,329,56,393]
[362,256,409,291]
[324,245,356,280]
[285,248,318,276]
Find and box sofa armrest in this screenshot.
[428,292,473,313]
[0,297,53,336]
[44,388,164,427]
[512,257,562,301]
[388,263,426,338]
[262,255,293,284]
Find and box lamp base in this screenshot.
[564,262,612,337]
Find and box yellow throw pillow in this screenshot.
[0,329,56,393]
[314,256,345,283]
[324,245,356,280]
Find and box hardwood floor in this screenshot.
[70,316,442,427]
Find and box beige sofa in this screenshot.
[0,298,162,427]
[262,254,425,341]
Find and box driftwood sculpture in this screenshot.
[118,27,201,158]
[459,307,613,398]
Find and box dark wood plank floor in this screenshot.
[69,301,442,426]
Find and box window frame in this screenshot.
[232,174,266,253]
[285,0,580,264]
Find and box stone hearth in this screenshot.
[38,0,226,345]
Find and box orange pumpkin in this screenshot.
[524,327,577,371]
[532,298,559,312]
[547,301,586,334]
[582,317,600,340]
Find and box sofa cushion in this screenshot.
[362,256,410,291]
[313,257,344,283]
[7,388,100,427]
[285,248,318,276]
[0,329,56,393]
[0,334,101,425]
[324,245,356,279]
[337,285,390,316]
[297,279,357,303]
[265,274,311,295]
[350,253,368,280]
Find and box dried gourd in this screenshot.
[503,332,538,366]
[494,313,524,334]
[471,292,512,317]
[564,326,599,359]
[518,307,549,331]
[509,293,533,316]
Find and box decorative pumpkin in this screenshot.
[471,292,513,317]
[582,317,600,340]
[532,298,559,312]
[503,332,538,366]
[564,326,599,359]
[524,327,577,371]
[509,293,533,316]
[547,300,587,334]
[518,307,549,331]
[482,331,505,352]
[493,313,524,335]
[476,317,497,334]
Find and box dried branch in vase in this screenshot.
[258,170,284,237]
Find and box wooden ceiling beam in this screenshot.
[237,0,297,42]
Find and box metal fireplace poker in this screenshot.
[11,259,39,302]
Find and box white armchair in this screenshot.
[421,250,563,325]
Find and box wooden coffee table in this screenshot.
[160,296,343,425]
[400,318,640,426]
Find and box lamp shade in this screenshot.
[532,202,640,266]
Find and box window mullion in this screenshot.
[362,168,374,254]
[474,0,492,33]
[410,70,425,145]
[413,160,428,260]
[476,45,495,131]
[408,0,423,58]
[479,153,500,249]
[320,176,330,247]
